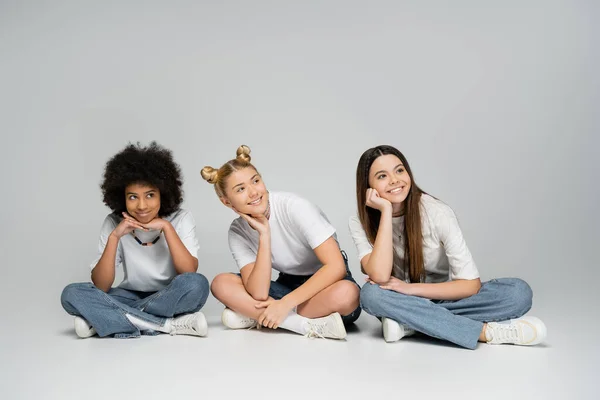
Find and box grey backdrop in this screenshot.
[0,1,597,326]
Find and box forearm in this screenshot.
[91,234,119,292]
[163,223,198,274]
[245,234,272,301]
[408,279,481,300]
[365,210,394,283]
[282,263,346,308]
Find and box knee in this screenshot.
[176,273,209,299]
[210,273,237,301]
[329,281,360,314]
[60,282,93,309]
[359,282,383,313]
[503,278,533,317]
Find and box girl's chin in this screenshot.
[243,208,266,217]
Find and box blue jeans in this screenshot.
[235,251,362,325]
[360,278,533,349]
[61,272,209,338]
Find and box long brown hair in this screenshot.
[356,145,426,283]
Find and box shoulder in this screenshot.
[275,191,319,213]
[101,213,120,229]
[228,216,248,236]
[420,194,456,219]
[165,208,196,226]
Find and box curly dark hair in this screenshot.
[101,141,184,217]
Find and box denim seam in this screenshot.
[96,285,162,329]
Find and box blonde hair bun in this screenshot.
[236,145,251,163]
[200,166,219,184]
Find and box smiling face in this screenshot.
[220,167,269,217]
[125,183,161,223]
[368,154,412,212]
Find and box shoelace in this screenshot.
[491,323,521,343]
[304,321,327,339]
[169,315,197,335]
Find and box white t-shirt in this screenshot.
[348,194,479,283]
[90,209,200,292]
[228,191,337,276]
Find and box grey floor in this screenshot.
[2,298,597,400]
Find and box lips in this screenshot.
[248,196,262,206]
[388,187,405,194]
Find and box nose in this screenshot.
[247,186,258,198]
[137,197,147,210]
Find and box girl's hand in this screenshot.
[255,299,294,329]
[365,188,392,213]
[112,212,149,238]
[234,209,270,236]
[367,276,414,295]
[143,217,169,231]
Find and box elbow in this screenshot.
[367,272,391,285]
[249,291,269,302]
[246,284,269,301]
[472,279,482,295]
[465,279,481,297]
[92,280,110,293]
[90,274,110,293]
[176,259,199,273]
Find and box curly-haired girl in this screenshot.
[61,142,209,338]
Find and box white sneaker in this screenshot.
[303,312,347,340]
[168,311,207,337]
[74,316,96,338]
[382,317,415,343]
[485,316,547,346]
[221,308,257,329]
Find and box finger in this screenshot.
[127,220,148,231]
[257,313,266,326]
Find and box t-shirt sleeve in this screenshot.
[175,211,200,259]
[228,222,258,270]
[89,215,122,270]
[288,197,336,249]
[433,205,480,280]
[348,215,373,261]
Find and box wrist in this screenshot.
[406,283,419,296]
[380,207,393,217]
[161,220,174,234]
[280,295,297,309]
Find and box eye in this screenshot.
[128,195,137,200]
[147,193,154,198]
[253,178,260,184]
[236,187,245,193]
[377,174,386,180]
[396,168,405,174]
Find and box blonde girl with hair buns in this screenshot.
[201,145,361,339]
